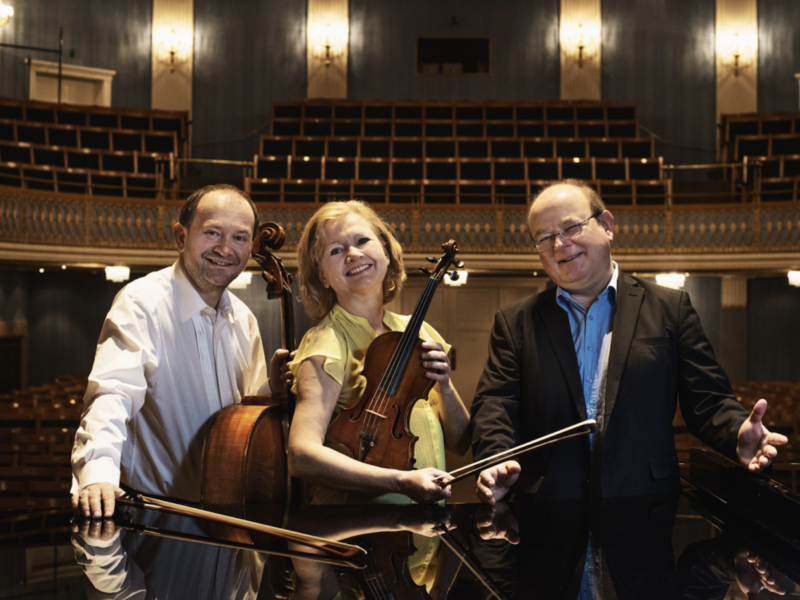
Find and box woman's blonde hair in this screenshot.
[296,200,406,320]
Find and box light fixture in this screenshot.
[568,23,596,68]
[105,266,130,283]
[444,270,468,287]
[311,21,346,68]
[0,3,13,28]
[788,271,800,287]
[159,29,189,73]
[228,271,253,289]
[722,32,753,77]
[655,273,686,290]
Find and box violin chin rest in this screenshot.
[325,442,355,460]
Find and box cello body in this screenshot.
[201,399,288,508]
[200,222,296,512]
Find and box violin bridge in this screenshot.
[365,409,387,419]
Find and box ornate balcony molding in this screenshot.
[2,189,800,274]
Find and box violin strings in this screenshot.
[363,276,437,438]
[361,276,437,438]
[361,276,440,443]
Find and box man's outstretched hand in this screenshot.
[476,460,521,506]
[736,399,788,472]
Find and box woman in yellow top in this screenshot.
[287,200,470,504]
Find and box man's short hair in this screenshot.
[528,179,607,221]
[179,184,259,238]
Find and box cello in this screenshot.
[324,240,463,472]
[201,221,296,511]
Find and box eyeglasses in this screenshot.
[533,211,602,253]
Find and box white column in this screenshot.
[151,0,194,113]
[560,0,601,100]
[307,0,348,99]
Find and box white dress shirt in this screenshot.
[71,261,270,500]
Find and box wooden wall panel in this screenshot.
[716,0,758,121]
[0,0,152,108]
[307,0,348,98]
[560,0,601,100]
[191,0,306,167]
[152,0,194,113]
[602,0,717,167]
[757,0,800,113]
[748,277,800,381]
[348,0,560,100]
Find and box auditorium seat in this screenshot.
[249,100,662,203]
[0,96,188,199]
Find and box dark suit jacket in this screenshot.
[470,271,748,500]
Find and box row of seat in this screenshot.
[0,142,166,175]
[745,155,800,180]
[0,163,159,198]
[735,134,800,161]
[720,110,800,162]
[271,120,639,139]
[760,177,800,202]
[254,156,663,183]
[272,99,637,124]
[0,95,188,140]
[261,136,656,160]
[246,178,668,205]
[0,120,178,154]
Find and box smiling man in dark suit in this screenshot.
[471,180,787,503]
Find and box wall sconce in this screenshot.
[568,23,596,68]
[788,271,800,287]
[159,29,189,73]
[105,266,130,283]
[312,22,346,68]
[0,3,13,28]
[228,271,253,289]
[722,32,753,77]
[655,273,686,290]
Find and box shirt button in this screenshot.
[588,346,593,351]
[589,315,594,321]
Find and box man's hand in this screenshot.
[72,482,125,518]
[734,548,786,598]
[475,502,520,544]
[476,460,520,505]
[269,349,296,395]
[71,517,124,542]
[736,399,788,472]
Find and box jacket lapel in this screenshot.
[603,272,643,430]
[539,290,587,421]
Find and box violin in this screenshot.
[324,240,464,472]
[201,222,296,511]
[352,532,429,600]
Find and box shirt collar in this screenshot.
[173,260,235,325]
[556,262,619,309]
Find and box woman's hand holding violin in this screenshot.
[397,467,453,504]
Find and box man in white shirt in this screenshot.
[72,184,290,518]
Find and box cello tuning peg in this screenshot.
[419,268,432,275]
[454,260,465,269]
[426,256,438,263]
[449,271,460,282]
